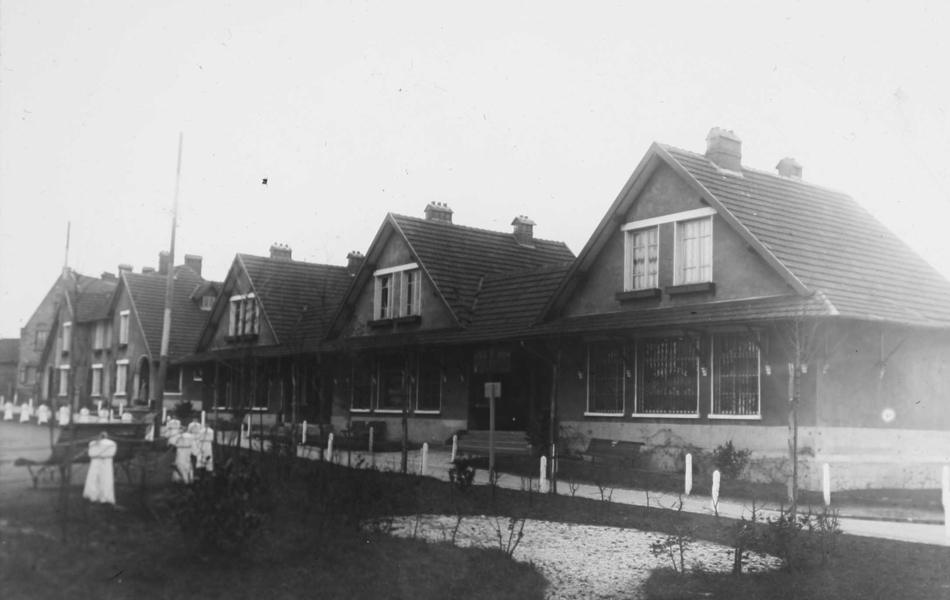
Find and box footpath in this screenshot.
[286,443,950,548]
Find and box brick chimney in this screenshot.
[184,254,203,277]
[346,251,364,276]
[158,251,171,275]
[118,264,133,277]
[511,215,536,246]
[705,128,742,172]
[424,201,453,223]
[142,266,156,274]
[101,272,116,282]
[270,243,293,260]
[776,157,803,179]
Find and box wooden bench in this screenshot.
[14,422,152,489]
[578,438,644,466]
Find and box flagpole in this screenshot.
[155,133,183,422]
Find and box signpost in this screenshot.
[484,382,501,471]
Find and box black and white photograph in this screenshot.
[1,1,948,598]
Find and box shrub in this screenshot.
[171,400,195,422]
[168,457,267,555]
[448,454,477,494]
[763,505,841,572]
[712,440,752,479]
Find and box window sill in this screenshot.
[350,408,372,413]
[375,409,403,414]
[393,315,421,325]
[666,282,716,296]
[414,410,441,415]
[584,412,625,418]
[368,318,393,328]
[707,414,762,421]
[630,413,699,419]
[616,288,661,303]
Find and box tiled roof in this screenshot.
[239,255,352,352]
[391,214,575,324]
[0,339,18,364]
[124,266,209,361]
[662,145,950,327]
[537,293,837,336]
[69,275,117,322]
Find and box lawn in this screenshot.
[1,444,948,600]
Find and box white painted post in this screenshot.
[685,453,693,496]
[451,434,458,462]
[823,463,831,507]
[327,433,334,462]
[98,400,103,414]
[942,465,949,543]
[201,410,206,428]
[162,407,167,424]
[712,470,721,513]
[421,443,429,475]
[302,420,307,445]
[369,426,374,453]
[540,455,548,493]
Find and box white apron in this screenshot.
[83,438,118,505]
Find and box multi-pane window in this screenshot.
[94,322,105,350]
[119,311,130,345]
[34,329,48,350]
[351,360,375,411]
[165,366,181,394]
[229,294,259,336]
[62,322,72,353]
[116,360,129,396]
[416,357,442,412]
[91,365,103,397]
[58,366,69,397]
[201,296,215,311]
[636,337,699,415]
[587,341,626,414]
[375,275,393,319]
[377,356,407,411]
[627,227,659,290]
[374,264,422,320]
[677,217,713,284]
[712,333,760,417]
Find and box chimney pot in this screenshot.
[142,266,156,274]
[705,127,742,171]
[424,201,454,223]
[158,251,171,275]
[269,243,293,260]
[511,215,537,246]
[118,264,133,276]
[184,254,203,277]
[101,272,116,281]
[346,251,365,276]
[776,157,803,179]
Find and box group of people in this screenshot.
[2,396,133,426]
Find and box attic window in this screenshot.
[373,263,421,321]
[229,293,259,338]
[62,322,72,354]
[201,296,214,311]
[676,217,713,285]
[624,227,659,291]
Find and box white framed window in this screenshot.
[415,355,441,413]
[586,341,626,416]
[58,365,70,397]
[676,217,713,284]
[91,364,103,397]
[201,295,215,311]
[229,293,259,336]
[624,227,659,290]
[34,328,48,350]
[94,322,105,350]
[62,322,72,353]
[192,367,203,382]
[119,311,130,345]
[351,359,375,412]
[373,263,421,320]
[116,360,129,396]
[710,332,761,419]
[633,336,701,418]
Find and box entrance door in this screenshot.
[469,372,529,431]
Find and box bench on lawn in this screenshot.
[14,422,152,489]
[578,438,644,466]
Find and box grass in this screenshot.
[2,442,948,600]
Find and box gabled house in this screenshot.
[109,253,217,410]
[17,273,74,400]
[536,128,950,489]
[183,245,352,424]
[323,203,575,445]
[39,269,118,410]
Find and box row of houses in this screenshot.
[16,129,950,489]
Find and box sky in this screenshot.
[1,1,949,339]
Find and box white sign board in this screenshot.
[484,382,501,398]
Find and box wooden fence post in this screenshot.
[540,455,548,493]
[451,434,457,462]
[685,453,693,496]
[712,470,721,514]
[327,433,334,462]
[421,443,429,475]
[302,420,307,445]
[823,463,831,507]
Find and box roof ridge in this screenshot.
[661,143,854,196]
[390,212,570,248]
[238,253,351,270]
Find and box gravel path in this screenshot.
[381,515,782,599]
